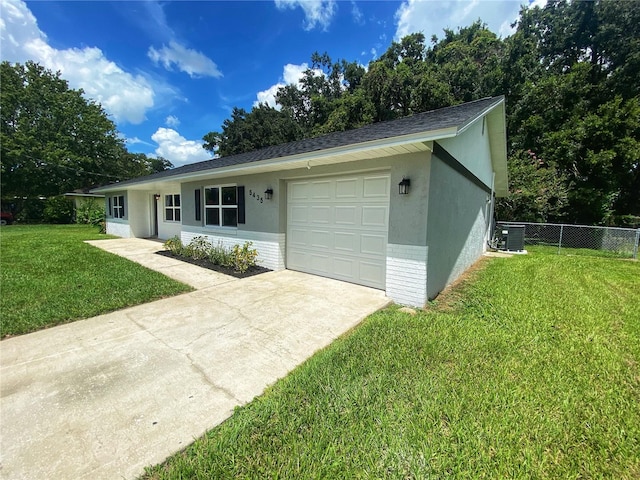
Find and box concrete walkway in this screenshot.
[85,238,238,290]
[1,239,390,480]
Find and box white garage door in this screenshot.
[287,173,390,289]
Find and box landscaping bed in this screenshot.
[155,249,271,279]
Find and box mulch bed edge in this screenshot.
[155,250,271,279]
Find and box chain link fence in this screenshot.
[496,222,640,259]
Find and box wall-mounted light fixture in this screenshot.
[398,177,411,195]
[264,188,274,200]
[154,193,161,201]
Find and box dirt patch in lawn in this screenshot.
[155,250,271,279]
[427,256,491,312]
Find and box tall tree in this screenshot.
[505,0,640,224]
[203,104,303,157]
[0,61,169,200]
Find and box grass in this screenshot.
[527,244,637,259]
[1,224,192,338]
[143,251,640,479]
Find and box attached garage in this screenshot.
[286,173,390,289]
[95,96,509,307]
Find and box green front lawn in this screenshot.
[0,225,192,338]
[144,251,640,479]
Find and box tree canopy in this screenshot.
[0,61,172,201]
[203,0,639,226]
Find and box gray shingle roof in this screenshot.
[102,96,503,188]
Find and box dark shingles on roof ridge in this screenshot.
[102,96,503,188]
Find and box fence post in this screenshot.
[558,224,564,254]
[634,229,640,260]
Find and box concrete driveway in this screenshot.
[0,239,390,479]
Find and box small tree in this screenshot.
[43,196,74,224]
[75,198,105,226]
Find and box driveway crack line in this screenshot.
[125,313,242,403]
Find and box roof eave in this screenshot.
[92,126,458,193]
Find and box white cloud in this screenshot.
[254,63,320,109]
[351,1,364,25]
[274,0,336,31]
[141,1,175,40]
[0,0,155,124]
[148,41,222,78]
[255,84,283,109]
[394,0,528,42]
[126,136,143,145]
[283,63,311,84]
[151,127,212,167]
[165,115,180,127]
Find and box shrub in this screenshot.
[164,236,184,256]
[230,241,258,273]
[15,197,45,223]
[183,236,211,260]
[75,198,105,226]
[165,237,259,273]
[209,242,233,267]
[43,196,74,224]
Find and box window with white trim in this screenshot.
[110,195,125,219]
[164,194,181,222]
[205,185,237,227]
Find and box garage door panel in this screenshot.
[363,175,390,197]
[290,182,310,200]
[333,257,355,278]
[360,261,385,285]
[288,173,389,290]
[334,232,357,252]
[288,250,309,269]
[289,228,309,247]
[309,254,331,273]
[360,234,386,256]
[290,205,308,223]
[310,206,331,224]
[310,230,331,249]
[335,178,358,198]
[311,181,331,199]
[362,206,388,227]
[334,205,360,226]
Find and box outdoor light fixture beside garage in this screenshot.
[264,188,273,200]
[398,177,410,195]
[154,193,161,201]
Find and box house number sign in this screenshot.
[248,189,264,203]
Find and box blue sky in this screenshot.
[1,0,540,167]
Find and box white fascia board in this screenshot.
[97,126,458,191]
[456,98,504,137]
[63,193,104,197]
[92,180,182,193]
